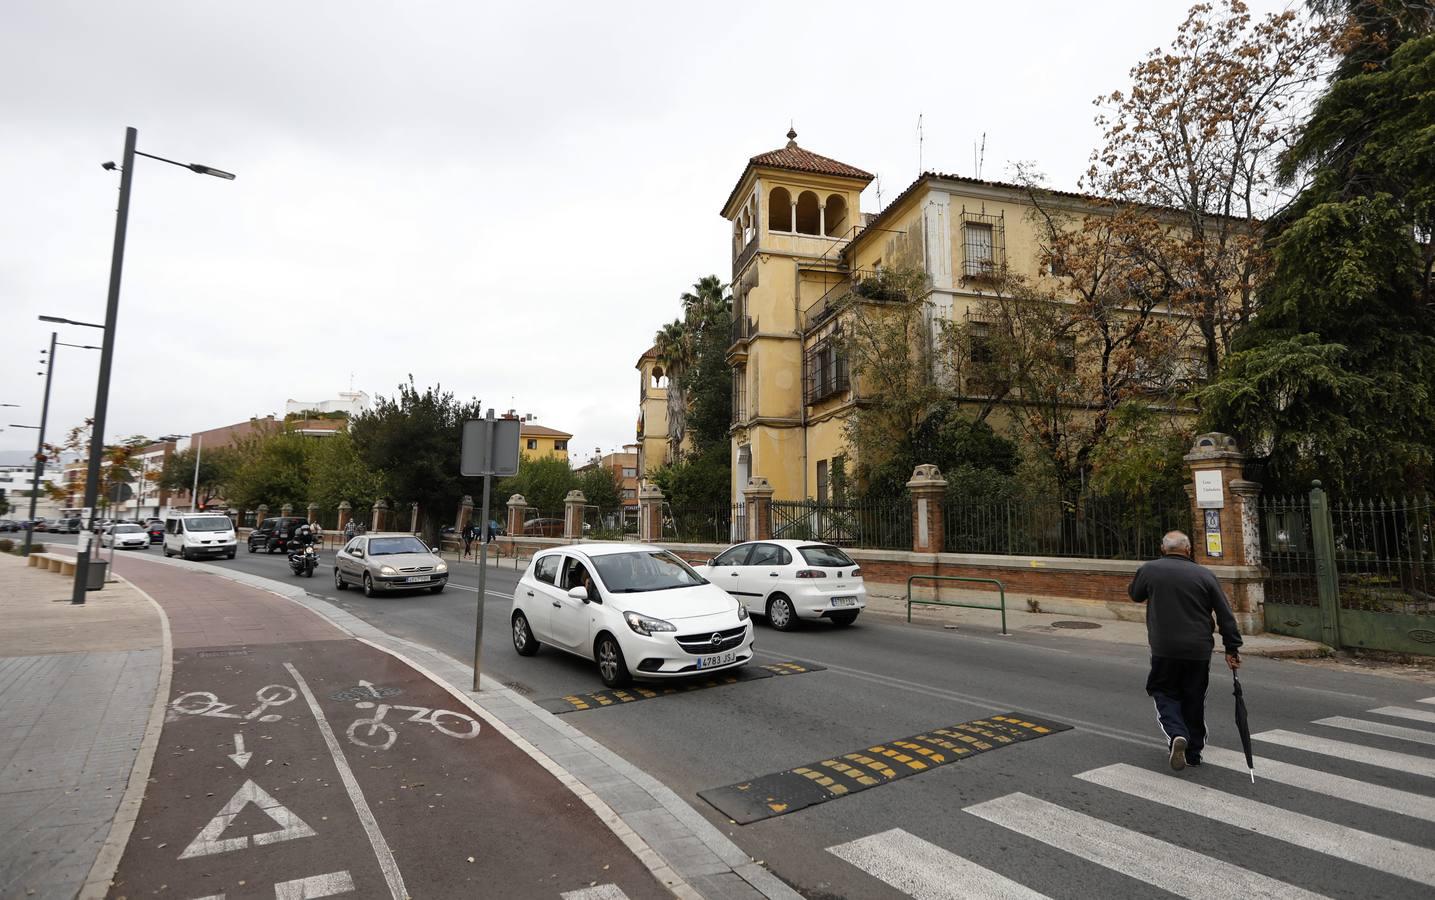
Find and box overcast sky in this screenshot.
[0,0,1300,462]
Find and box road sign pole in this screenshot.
[473,470,492,691]
[461,408,519,692]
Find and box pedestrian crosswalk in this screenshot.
[825,701,1435,898]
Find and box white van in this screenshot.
[163,513,238,560]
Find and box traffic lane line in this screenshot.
[537,660,827,714]
[698,713,1071,824]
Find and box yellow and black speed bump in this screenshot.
[537,660,825,714]
[698,712,1071,824]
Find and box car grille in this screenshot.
[675,624,747,655]
[398,565,434,573]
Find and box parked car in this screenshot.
[333,533,448,597]
[163,513,238,560]
[31,517,50,533]
[510,543,752,688]
[247,517,308,554]
[59,517,82,534]
[101,523,150,550]
[0,520,19,533]
[522,517,564,537]
[694,540,865,630]
[90,519,112,534]
[145,521,166,543]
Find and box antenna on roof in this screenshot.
[917,113,924,176]
[975,133,987,180]
[875,175,883,211]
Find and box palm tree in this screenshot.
[653,319,691,461]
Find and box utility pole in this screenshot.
[21,332,57,557]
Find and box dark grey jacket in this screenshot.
[1129,554,1243,661]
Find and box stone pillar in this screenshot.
[256,504,269,527]
[907,464,948,553]
[1184,432,1264,633]
[337,501,352,533]
[457,495,473,533]
[371,499,388,532]
[638,482,664,542]
[507,494,527,537]
[306,502,319,524]
[743,477,774,542]
[564,490,586,540]
[281,503,293,518]
[409,501,419,534]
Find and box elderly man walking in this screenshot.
[1129,531,1242,771]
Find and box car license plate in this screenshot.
[405,575,430,583]
[832,596,857,607]
[696,650,736,670]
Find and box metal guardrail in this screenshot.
[906,574,1008,635]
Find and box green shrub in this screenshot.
[0,539,12,554]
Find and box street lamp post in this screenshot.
[70,127,233,604]
[17,334,100,556]
[159,433,202,513]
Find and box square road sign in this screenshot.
[461,417,522,477]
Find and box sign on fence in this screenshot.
[1195,470,1224,509]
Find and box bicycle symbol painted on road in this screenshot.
[345,701,482,750]
[169,684,298,723]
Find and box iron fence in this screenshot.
[942,495,1191,560]
[663,504,746,544]
[1259,494,1318,607]
[1329,495,1434,615]
[771,499,911,550]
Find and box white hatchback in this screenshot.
[101,523,149,550]
[694,540,866,630]
[510,543,753,688]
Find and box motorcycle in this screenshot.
[288,544,318,578]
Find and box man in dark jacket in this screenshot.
[1129,531,1242,771]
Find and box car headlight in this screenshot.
[379,565,397,576]
[623,610,677,637]
[736,603,749,621]
[434,561,447,572]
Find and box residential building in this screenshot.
[719,129,1205,504]
[635,346,673,477]
[520,423,572,461]
[284,391,370,417]
[0,449,71,521]
[582,444,641,508]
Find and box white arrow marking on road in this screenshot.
[178,779,317,859]
[358,680,380,698]
[228,733,251,769]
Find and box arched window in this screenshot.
[651,365,666,388]
[769,187,792,232]
[795,191,820,235]
[824,194,848,237]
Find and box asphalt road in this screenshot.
[52,535,1435,899]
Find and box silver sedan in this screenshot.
[101,523,150,550]
[333,532,449,597]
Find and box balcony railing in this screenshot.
[803,268,908,333]
[729,315,753,348]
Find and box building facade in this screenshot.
[519,423,572,461]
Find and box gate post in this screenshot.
[744,477,774,541]
[638,483,664,542]
[506,494,527,538]
[1184,433,1264,633]
[1308,480,1342,649]
[563,490,586,540]
[371,499,388,532]
[337,501,351,534]
[907,464,947,553]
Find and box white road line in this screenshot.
[827,827,1049,899]
[284,663,408,900]
[1313,716,1435,747]
[1255,729,1435,778]
[559,885,631,900]
[965,792,1325,899]
[1419,697,1435,706]
[1201,746,1435,823]
[274,870,355,899]
[1368,705,1435,725]
[1078,763,1435,885]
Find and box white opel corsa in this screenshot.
[693,540,866,630]
[510,543,753,688]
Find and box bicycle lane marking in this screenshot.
[284,661,409,900]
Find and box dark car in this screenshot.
[247,516,308,554]
[0,520,19,533]
[521,517,563,537]
[146,521,165,543]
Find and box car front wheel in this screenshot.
[767,595,797,631]
[595,633,631,688]
[512,611,538,656]
[334,567,348,591]
[363,573,376,597]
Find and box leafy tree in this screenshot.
[158,445,239,509]
[649,450,732,510]
[1200,6,1435,493]
[0,495,10,517]
[653,275,733,461]
[223,430,313,512]
[497,456,576,514]
[348,379,484,538]
[577,465,621,510]
[307,430,384,514]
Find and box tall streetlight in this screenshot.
[159,433,202,512]
[70,127,234,604]
[18,332,101,556]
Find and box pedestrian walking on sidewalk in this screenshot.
[1128,530,1242,772]
[462,521,476,558]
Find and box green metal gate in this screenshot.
[1261,483,1435,654]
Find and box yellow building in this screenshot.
[635,346,671,477]
[519,423,572,461]
[720,129,1201,505]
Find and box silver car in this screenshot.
[333,532,448,596]
[101,523,150,550]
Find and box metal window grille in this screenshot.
[803,341,849,405]
[732,366,747,424]
[961,210,1006,280]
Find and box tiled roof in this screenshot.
[519,423,572,439]
[721,129,873,216]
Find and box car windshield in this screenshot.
[368,537,430,556]
[798,545,855,567]
[590,550,707,594]
[114,524,142,533]
[186,517,233,532]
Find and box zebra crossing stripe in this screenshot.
[560,885,631,900]
[827,827,1048,900]
[1368,705,1435,725]
[1313,716,1435,747]
[1078,763,1435,885]
[1254,729,1435,778]
[1201,746,1435,824]
[965,792,1324,900]
[1418,697,1435,705]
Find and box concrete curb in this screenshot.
[111,552,801,900]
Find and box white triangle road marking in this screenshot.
[560,886,631,900]
[1254,729,1435,778]
[965,792,1325,899]
[1418,697,1435,705]
[178,779,317,859]
[1078,763,1435,885]
[1314,716,1435,747]
[1201,746,1435,823]
[828,827,1049,899]
[1368,705,1435,725]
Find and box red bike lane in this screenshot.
[104,556,667,900]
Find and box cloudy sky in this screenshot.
[1,0,1299,462]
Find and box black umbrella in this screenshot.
[1232,670,1255,783]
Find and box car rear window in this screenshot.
[798,545,854,567]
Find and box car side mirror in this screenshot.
[353,549,364,558]
[705,558,715,566]
[567,585,590,603]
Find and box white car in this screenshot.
[510,543,753,688]
[695,540,866,630]
[101,523,149,550]
[162,513,238,560]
